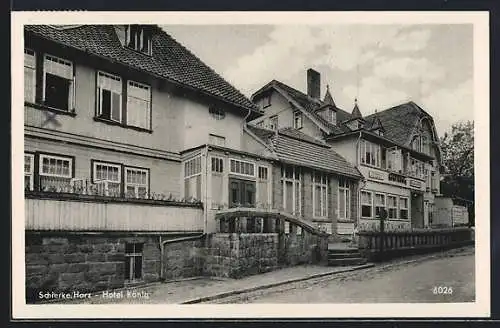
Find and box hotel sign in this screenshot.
[409,179,422,188]
[368,170,385,181]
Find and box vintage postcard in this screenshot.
[11,11,490,319]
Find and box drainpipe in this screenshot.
[355,131,363,230]
[204,144,209,233]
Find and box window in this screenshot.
[125,167,148,198]
[92,161,121,197]
[184,156,202,200]
[360,140,381,167]
[375,193,386,218]
[24,153,34,191]
[229,178,256,207]
[209,134,226,147]
[421,136,429,154]
[293,111,303,129]
[338,178,350,220]
[386,147,402,172]
[313,172,328,218]
[282,165,301,216]
[184,156,202,178]
[97,71,122,122]
[209,106,225,120]
[43,54,74,111]
[125,25,152,55]
[125,243,143,282]
[319,109,336,125]
[39,154,73,191]
[263,94,271,108]
[361,191,373,218]
[428,203,434,225]
[412,136,421,152]
[400,197,409,220]
[258,166,268,180]
[269,115,278,130]
[211,157,224,173]
[387,195,398,219]
[410,158,425,179]
[127,80,151,129]
[24,49,36,102]
[230,159,255,177]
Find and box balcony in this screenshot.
[24,180,204,232]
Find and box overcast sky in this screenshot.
[162,24,473,137]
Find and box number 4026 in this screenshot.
[433,286,453,294]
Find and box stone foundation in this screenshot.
[26,227,328,301]
[25,232,167,303]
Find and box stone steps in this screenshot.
[327,246,367,267]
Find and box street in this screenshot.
[210,247,475,303]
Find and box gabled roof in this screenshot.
[364,101,434,146]
[25,25,261,116]
[252,80,352,135]
[364,114,385,132]
[246,125,362,179]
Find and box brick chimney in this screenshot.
[307,68,321,99]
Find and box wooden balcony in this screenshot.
[25,191,204,232]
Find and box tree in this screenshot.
[439,120,474,225]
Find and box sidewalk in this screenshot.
[57,263,373,304]
[51,245,473,305]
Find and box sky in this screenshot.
[162,24,473,137]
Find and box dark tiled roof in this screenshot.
[247,125,361,178]
[25,25,260,114]
[364,101,424,146]
[269,80,352,135]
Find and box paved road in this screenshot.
[211,248,475,303]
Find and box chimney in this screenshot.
[307,68,321,99]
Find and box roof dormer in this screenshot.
[346,98,365,130]
[115,25,153,56]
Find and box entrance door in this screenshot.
[411,193,424,228]
[229,178,256,208]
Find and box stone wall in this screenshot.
[162,238,204,280]
[25,233,163,303]
[280,227,328,266]
[204,233,278,278]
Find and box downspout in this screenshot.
[355,131,363,230]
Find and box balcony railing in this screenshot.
[24,178,204,232]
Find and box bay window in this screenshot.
[97,71,122,122]
[360,140,381,167]
[360,191,373,218]
[313,172,328,218]
[387,195,398,219]
[230,159,255,177]
[338,177,351,220]
[43,54,75,111]
[127,80,151,129]
[24,49,36,102]
[211,156,224,208]
[400,197,409,220]
[184,156,202,200]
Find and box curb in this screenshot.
[181,263,375,304]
